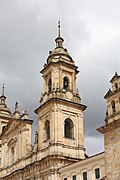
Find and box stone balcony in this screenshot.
[40,88,81,105]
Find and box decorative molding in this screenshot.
[97,118,120,133]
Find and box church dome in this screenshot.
[47,22,74,65]
[49,46,69,56]
[0,103,12,117]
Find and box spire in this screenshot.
[0,83,6,105]
[2,83,4,96]
[55,21,64,48]
[58,20,61,37]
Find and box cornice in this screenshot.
[0,154,80,179]
[40,60,78,74]
[35,97,87,114]
[59,151,105,173]
[107,110,120,119]
[39,142,85,153]
[104,88,120,99]
[110,74,120,83]
[97,118,120,133]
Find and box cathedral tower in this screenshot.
[97,72,120,180]
[35,22,87,177]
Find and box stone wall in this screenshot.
[104,126,120,180]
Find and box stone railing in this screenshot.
[40,89,81,105]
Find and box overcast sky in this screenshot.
[0,0,120,155]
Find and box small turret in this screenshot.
[0,83,6,105]
[0,84,11,118]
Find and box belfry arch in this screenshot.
[64,118,74,139]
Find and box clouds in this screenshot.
[85,135,104,155]
[0,0,120,155]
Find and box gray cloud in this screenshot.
[0,0,120,155]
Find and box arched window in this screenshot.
[63,76,69,90]
[11,146,15,162]
[64,118,74,139]
[111,100,116,113]
[48,78,52,92]
[45,120,50,140]
[115,83,118,90]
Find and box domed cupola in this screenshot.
[0,84,12,118]
[47,21,75,65]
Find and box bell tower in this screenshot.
[35,22,87,172]
[97,72,120,180]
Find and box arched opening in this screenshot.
[64,118,74,139]
[111,100,116,113]
[63,76,69,90]
[45,120,50,140]
[48,78,52,92]
[115,83,118,90]
[11,146,15,162]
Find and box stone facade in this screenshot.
[104,123,120,180]
[0,23,119,180]
[59,152,105,180]
[98,73,120,180]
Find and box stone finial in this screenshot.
[56,82,59,91]
[35,131,38,144]
[24,107,28,115]
[13,102,20,119]
[15,102,19,111]
[21,107,29,119]
[76,88,80,96]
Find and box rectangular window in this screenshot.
[95,168,100,179]
[73,175,76,180]
[83,172,87,180]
